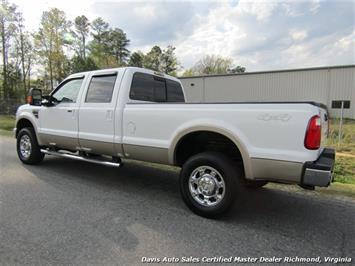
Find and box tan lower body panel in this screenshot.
[39,134,119,156]
[79,138,115,156]
[38,134,302,183]
[123,144,170,165]
[38,133,78,151]
[250,158,303,183]
[39,135,169,164]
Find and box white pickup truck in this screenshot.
[15,67,335,217]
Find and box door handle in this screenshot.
[67,109,75,119]
[106,110,113,120]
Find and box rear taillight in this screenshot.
[305,115,321,150]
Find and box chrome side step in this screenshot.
[40,149,121,168]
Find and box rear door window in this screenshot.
[86,74,117,103]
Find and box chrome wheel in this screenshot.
[20,135,32,159]
[189,166,225,207]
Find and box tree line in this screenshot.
[0,0,245,103]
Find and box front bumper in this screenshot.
[301,148,335,187]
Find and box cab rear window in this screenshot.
[130,72,184,102]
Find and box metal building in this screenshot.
[179,65,355,119]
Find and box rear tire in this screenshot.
[179,152,242,218]
[17,128,44,165]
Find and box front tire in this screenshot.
[179,152,242,218]
[17,128,44,164]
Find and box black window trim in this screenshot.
[85,72,118,103]
[91,71,118,78]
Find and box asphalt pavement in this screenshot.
[0,136,354,265]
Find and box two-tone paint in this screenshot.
[15,67,329,184]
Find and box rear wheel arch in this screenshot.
[172,129,250,176]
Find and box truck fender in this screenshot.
[15,113,41,142]
[168,119,253,179]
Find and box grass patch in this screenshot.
[0,115,15,131]
[327,119,355,185]
[317,182,355,199]
[326,118,355,154]
[0,129,13,137]
[333,156,355,184]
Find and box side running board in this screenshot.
[40,149,121,168]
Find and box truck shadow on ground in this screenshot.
[22,156,354,257]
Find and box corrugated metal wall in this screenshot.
[180,66,355,119]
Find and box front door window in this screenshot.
[52,79,83,104]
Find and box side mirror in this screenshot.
[42,95,54,107]
[27,88,42,106]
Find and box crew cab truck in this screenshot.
[15,67,335,218]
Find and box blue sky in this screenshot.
[14,0,355,72]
